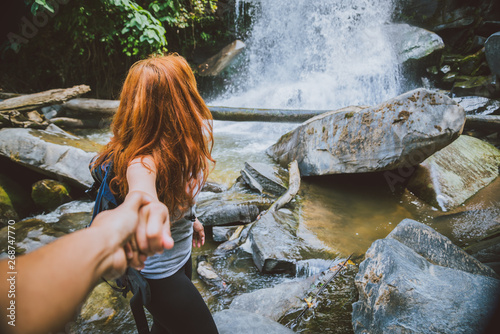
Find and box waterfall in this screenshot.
[210,0,402,110]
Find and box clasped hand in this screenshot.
[91,191,174,279]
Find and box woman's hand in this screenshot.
[193,218,205,248]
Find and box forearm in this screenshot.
[1,226,118,334]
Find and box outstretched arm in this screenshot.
[0,191,170,334]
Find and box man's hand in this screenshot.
[91,191,173,279]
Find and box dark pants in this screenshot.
[145,257,219,334]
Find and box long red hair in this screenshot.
[92,54,215,220]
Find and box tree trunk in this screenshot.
[0,85,90,112]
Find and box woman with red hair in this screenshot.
[92,54,218,334]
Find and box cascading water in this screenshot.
[211,0,402,110]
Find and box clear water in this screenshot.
[210,0,402,110]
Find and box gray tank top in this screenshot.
[140,207,195,279]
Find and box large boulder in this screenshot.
[230,275,318,321]
[485,31,500,77]
[267,89,465,176]
[407,135,500,211]
[213,309,294,334]
[353,219,499,334]
[385,23,444,65]
[249,208,307,274]
[0,126,101,189]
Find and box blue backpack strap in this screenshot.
[90,161,118,224]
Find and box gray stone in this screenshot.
[353,219,500,334]
[197,191,272,227]
[230,275,317,321]
[267,89,465,176]
[201,181,227,193]
[249,208,305,274]
[385,23,444,64]
[213,309,294,334]
[0,128,101,189]
[31,179,72,211]
[240,162,288,196]
[0,201,92,257]
[388,219,498,278]
[485,32,500,77]
[198,40,245,77]
[407,135,500,211]
[71,282,136,333]
[453,96,500,115]
[213,226,239,242]
[196,255,227,291]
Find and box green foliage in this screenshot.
[2,0,233,98]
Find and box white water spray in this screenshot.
[211,0,402,110]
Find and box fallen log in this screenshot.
[61,98,325,122]
[0,92,22,100]
[209,106,324,122]
[62,98,120,115]
[268,160,300,212]
[465,115,500,132]
[0,85,90,112]
[49,117,110,129]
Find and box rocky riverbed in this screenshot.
[0,88,499,333]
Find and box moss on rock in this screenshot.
[31,179,72,212]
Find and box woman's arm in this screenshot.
[127,156,173,254]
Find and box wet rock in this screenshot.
[213,309,294,334]
[213,223,254,256]
[71,281,136,333]
[240,162,288,196]
[267,89,465,176]
[385,23,444,64]
[0,172,35,218]
[407,135,500,211]
[198,40,245,77]
[353,219,500,334]
[31,179,72,211]
[0,201,92,257]
[196,255,227,291]
[213,225,240,242]
[0,182,19,227]
[451,75,500,98]
[202,181,227,193]
[485,32,500,77]
[197,191,272,227]
[0,126,101,189]
[249,208,306,274]
[453,95,500,115]
[230,275,317,321]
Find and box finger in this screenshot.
[124,242,133,260]
[136,205,150,254]
[162,215,174,250]
[146,203,168,254]
[123,191,153,213]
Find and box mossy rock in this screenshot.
[0,173,34,220]
[31,179,72,212]
[71,282,138,333]
[0,183,18,227]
